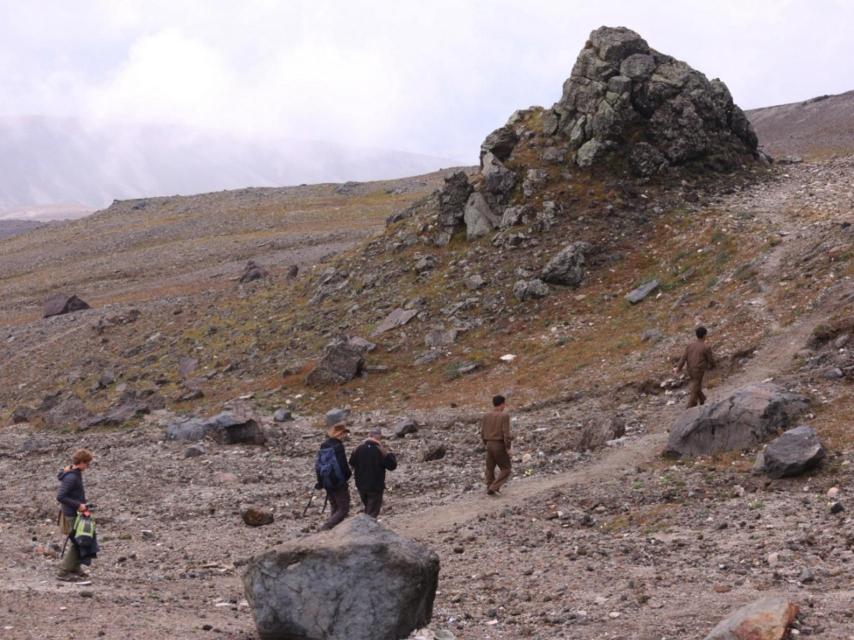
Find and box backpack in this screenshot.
[73,513,96,547]
[315,445,344,490]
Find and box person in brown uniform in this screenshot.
[480,395,513,495]
[674,326,716,407]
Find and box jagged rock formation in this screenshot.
[410,26,760,249]
[550,26,759,173]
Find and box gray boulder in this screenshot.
[243,515,439,640]
[480,124,518,162]
[552,26,758,173]
[665,384,808,457]
[434,172,472,246]
[394,418,418,438]
[481,152,516,202]
[43,294,90,318]
[754,426,826,478]
[372,308,419,337]
[239,260,269,284]
[541,241,591,286]
[306,340,364,386]
[273,408,293,423]
[424,328,458,349]
[625,279,659,304]
[513,279,550,301]
[166,412,267,445]
[464,192,500,240]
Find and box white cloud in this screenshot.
[1,0,853,162]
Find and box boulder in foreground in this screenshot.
[704,596,798,640]
[753,425,826,478]
[243,515,439,640]
[665,384,808,457]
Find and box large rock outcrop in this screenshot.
[551,26,758,174]
[704,596,798,640]
[665,384,808,457]
[243,515,439,640]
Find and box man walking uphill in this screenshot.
[674,325,717,408]
[315,423,352,530]
[349,427,397,517]
[480,395,513,495]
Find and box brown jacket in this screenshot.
[677,339,716,379]
[480,411,512,448]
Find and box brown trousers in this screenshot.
[687,373,706,407]
[358,489,384,518]
[321,485,350,530]
[484,440,512,493]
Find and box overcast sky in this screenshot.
[1,0,852,162]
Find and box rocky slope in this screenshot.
[0,25,852,640]
[748,89,854,159]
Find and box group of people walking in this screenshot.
[54,327,715,571]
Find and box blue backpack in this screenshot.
[315,445,344,490]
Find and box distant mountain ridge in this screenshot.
[0,116,458,216]
[747,89,854,158]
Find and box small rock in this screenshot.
[625,280,660,304]
[184,444,207,458]
[421,444,446,462]
[394,418,418,438]
[830,501,844,514]
[826,487,839,498]
[326,408,350,426]
[273,408,293,423]
[242,507,275,527]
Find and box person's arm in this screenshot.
[57,473,84,511]
[502,414,512,449]
[348,448,357,469]
[383,451,398,471]
[674,348,687,373]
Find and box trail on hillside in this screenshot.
[393,176,850,539]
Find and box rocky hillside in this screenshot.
[0,218,44,240]
[748,89,854,158]
[0,26,852,640]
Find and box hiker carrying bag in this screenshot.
[315,446,344,490]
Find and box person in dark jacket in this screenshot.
[349,427,397,518]
[56,448,93,580]
[674,326,717,407]
[315,423,352,530]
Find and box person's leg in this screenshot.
[488,443,512,493]
[484,444,496,491]
[358,488,370,511]
[687,377,701,407]
[57,513,81,576]
[364,491,383,518]
[321,485,350,530]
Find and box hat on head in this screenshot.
[327,422,350,438]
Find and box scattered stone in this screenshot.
[464,192,500,240]
[11,406,33,424]
[541,241,591,287]
[425,328,458,349]
[178,357,198,379]
[43,294,90,318]
[286,264,299,279]
[243,515,438,640]
[421,444,446,462]
[753,426,826,478]
[97,371,116,389]
[822,367,844,379]
[827,486,840,498]
[273,408,293,423]
[641,329,664,342]
[241,507,275,527]
[184,444,207,458]
[414,255,438,274]
[513,279,550,301]
[830,501,844,514]
[347,336,377,353]
[239,260,269,284]
[703,596,798,640]
[665,384,808,457]
[394,418,418,438]
[625,280,660,304]
[306,339,364,386]
[372,308,419,337]
[464,275,486,290]
[326,408,350,427]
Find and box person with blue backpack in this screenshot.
[315,422,352,530]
